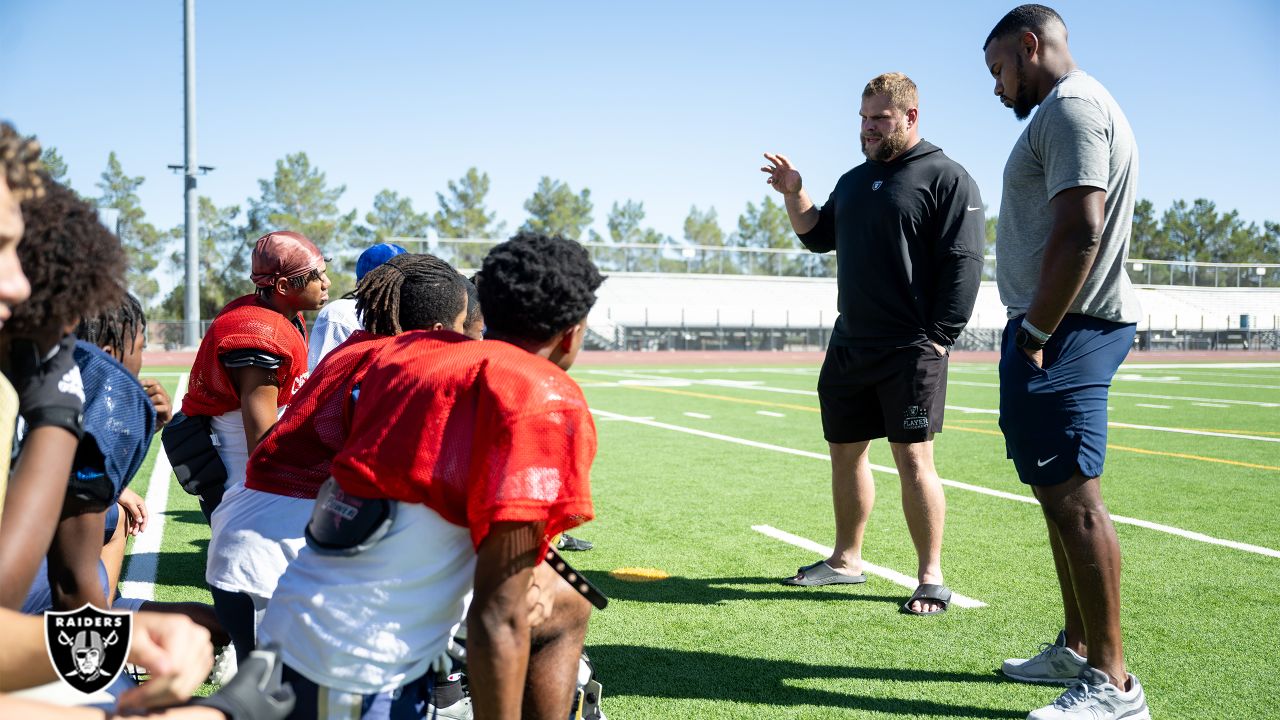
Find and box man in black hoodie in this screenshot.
[762,72,984,615]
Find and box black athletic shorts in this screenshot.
[817,342,948,444]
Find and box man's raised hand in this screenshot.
[761,153,803,195]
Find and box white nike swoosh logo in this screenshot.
[967,206,982,212]
[1037,455,1058,467]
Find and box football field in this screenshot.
[126,359,1280,719]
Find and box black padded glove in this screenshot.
[193,645,296,720]
[6,334,84,438]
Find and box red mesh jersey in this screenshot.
[245,330,393,499]
[332,330,596,552]
[181,295,310,418]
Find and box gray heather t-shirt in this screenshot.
[997,70,1142,323]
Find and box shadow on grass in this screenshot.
[588,644,1024,718]
[592,574,902,607]
[161,508,208,526]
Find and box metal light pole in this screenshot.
[182,0,200,347]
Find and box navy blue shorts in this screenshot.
[998,314,1136,486]
[282,664,435,720]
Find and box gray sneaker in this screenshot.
[1028,666,1150,720]
[1002,631,1087,685]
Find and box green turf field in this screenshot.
[126,360,1280,718]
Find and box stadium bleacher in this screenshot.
[585,273,1280,351]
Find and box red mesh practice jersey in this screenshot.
[331,330,596,552]
[181,295,310,417]
[245,330,394,499]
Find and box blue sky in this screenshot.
[4,0,1278,257]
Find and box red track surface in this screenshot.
[143,349,1280,368]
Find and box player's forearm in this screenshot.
[467,600,531,719]
[0,426,77,608]
[0,608,60,689]
[0,697,223,719]
[929,253,984,345]
[1026,221,1101,334]
[782,190,819,235]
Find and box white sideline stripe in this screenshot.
[751,525,987,609]
[141,371,188,377]
[590,408,1280,559]
[1194,402,1229,408]
[119,373,188,602]
[683,412,712,419]
[757,411,786,417]
[1135,403,1171,409]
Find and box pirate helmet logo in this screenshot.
[44,604,132,694]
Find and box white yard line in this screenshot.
[947,380,1280,408]
[118,373,188,602]
[1106,422,1280,443]
[751,525,986,608]
[1117,377,1280,391]
[1193,402,1230,408]
[592,374,1279,444]
[1118,363,1280,370]
[682,412,712,419]
[591,408,1280,559]
[756,411,786,418]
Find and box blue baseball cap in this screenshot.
[355,242,408,280]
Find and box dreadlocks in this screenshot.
[77,293,146,362]
[0,123,45,203]
[354,253,468,336]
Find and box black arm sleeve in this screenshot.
[928,176,986,346]
[796,188,837,254]
[220,348,284,370]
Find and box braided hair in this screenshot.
[77,293,146,362]
[354,253,468,336]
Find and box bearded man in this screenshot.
[761,72,985,615]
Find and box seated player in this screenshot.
[258,232,604,719]
[206,253,469,664]
[178,230,330,521]
[0,178,126,610]
[0,129,287,719]
[307,241,407,369]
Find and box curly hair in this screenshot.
[76,293,146,361]
[354,253,467,336]
[0,123,45,202]
[8,180,127,338]
[475,232,605,343]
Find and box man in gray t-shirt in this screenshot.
[983,6,1150,720]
